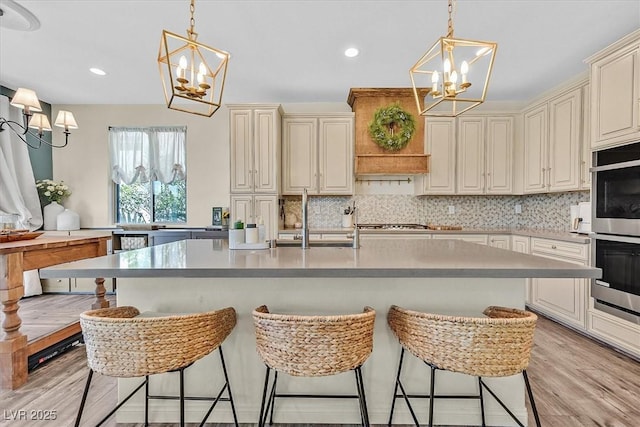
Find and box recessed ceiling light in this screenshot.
[344,48,359,58]
[90,67,106,76]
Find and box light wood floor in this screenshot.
[14,293,117,343]
[1,314,639,426]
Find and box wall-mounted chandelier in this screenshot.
[158,0,230,117]
[410,0,497,117]
[0,88,78,148]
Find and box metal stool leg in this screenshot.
[428,364,436,427]
[258,366,271,427]
[355,366,370,427]
[268,371,278,425]
[478,376,486,427]
[145,375,149,426]
[388,347,405,426]
[219,347,239,427]
[523,370,542,427]
[179,368,185,427]
[74,369,94,427]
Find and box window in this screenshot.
[109,126,187,224]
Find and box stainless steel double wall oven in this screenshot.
[591,141,640,324]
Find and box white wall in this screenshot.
[51,104,229,227]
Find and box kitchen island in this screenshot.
[41,238,600,425]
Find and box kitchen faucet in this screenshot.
[351,202,360,249]
[301,188,309,249]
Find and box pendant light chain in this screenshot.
[447,0,454,38]
[188,0,197,40]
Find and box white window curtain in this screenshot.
[109,126,186,185]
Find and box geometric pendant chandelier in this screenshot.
[158,0,230,117]
[410,0,497,117]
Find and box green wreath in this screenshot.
[368,103,416,151]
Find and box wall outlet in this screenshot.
[515,204,522,214]
[448,205,455,215]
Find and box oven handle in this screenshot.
[594,279,610,288]
[590,158,640,172]
[593,233,640,244]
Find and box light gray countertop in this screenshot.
[40,238,600,279]
[279,227,592,244]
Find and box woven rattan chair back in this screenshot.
[387,305,537,377]
[80,305,236,378]
[253,305,375,377]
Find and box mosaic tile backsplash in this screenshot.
[283,191,590,231]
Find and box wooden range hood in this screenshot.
[347,88,430,175]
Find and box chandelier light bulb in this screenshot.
[179,56,188,69]
[198,62,206,76]
[460,61,469,83]
[443,58,451,73]
[431,71,439,84]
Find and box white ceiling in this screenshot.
[1,0,639,107]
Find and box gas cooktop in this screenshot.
[357,223,463,231]
[357,223,429,230]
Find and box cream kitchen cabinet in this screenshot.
[431,234,488,245]
[456,116,513,194]
[523,86,583,193]
[282,114,354,195]
[231,194,279,240]
[511,235,531,304]
[488,234,511,250]
[229,105,282,194]
[361,233,432,240]
[586,29,640,149]
[529,237,589,330]
[580,83,591,190]
[415,118,456,195]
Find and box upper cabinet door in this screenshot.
[318,117,354,195]
[548,88,581,191]
[456,117,485,194]
[229,109,254,193]
[229,106,281,194]
[581,84,592,190]
[590,41,640,149]
[485,117,514,194]
[523,104,548,193]
[282,117,318,194]
[253,109,280,193]
[422,118,456,194]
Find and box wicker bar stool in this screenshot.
[74,306,238,427]
[252,305,376,427]
[387,305,541,427]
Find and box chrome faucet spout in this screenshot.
[301,188,309,249]
[352,202,359,249]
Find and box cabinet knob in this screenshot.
[551,245,557,249]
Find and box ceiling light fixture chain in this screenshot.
[188,0,197,41]
[447,0,454,38]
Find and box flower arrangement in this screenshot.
[36,179,71,204]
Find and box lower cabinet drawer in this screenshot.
[588,310,640,357]
[41,278,70,293]
[531,238,588,260]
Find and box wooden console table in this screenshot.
[0,235,110,390]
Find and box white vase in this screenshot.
[57,208,80,230]
[43,201,64,230]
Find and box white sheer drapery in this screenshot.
[109,126,186,185]
[0,95,44,296]
[0,95,43,230]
